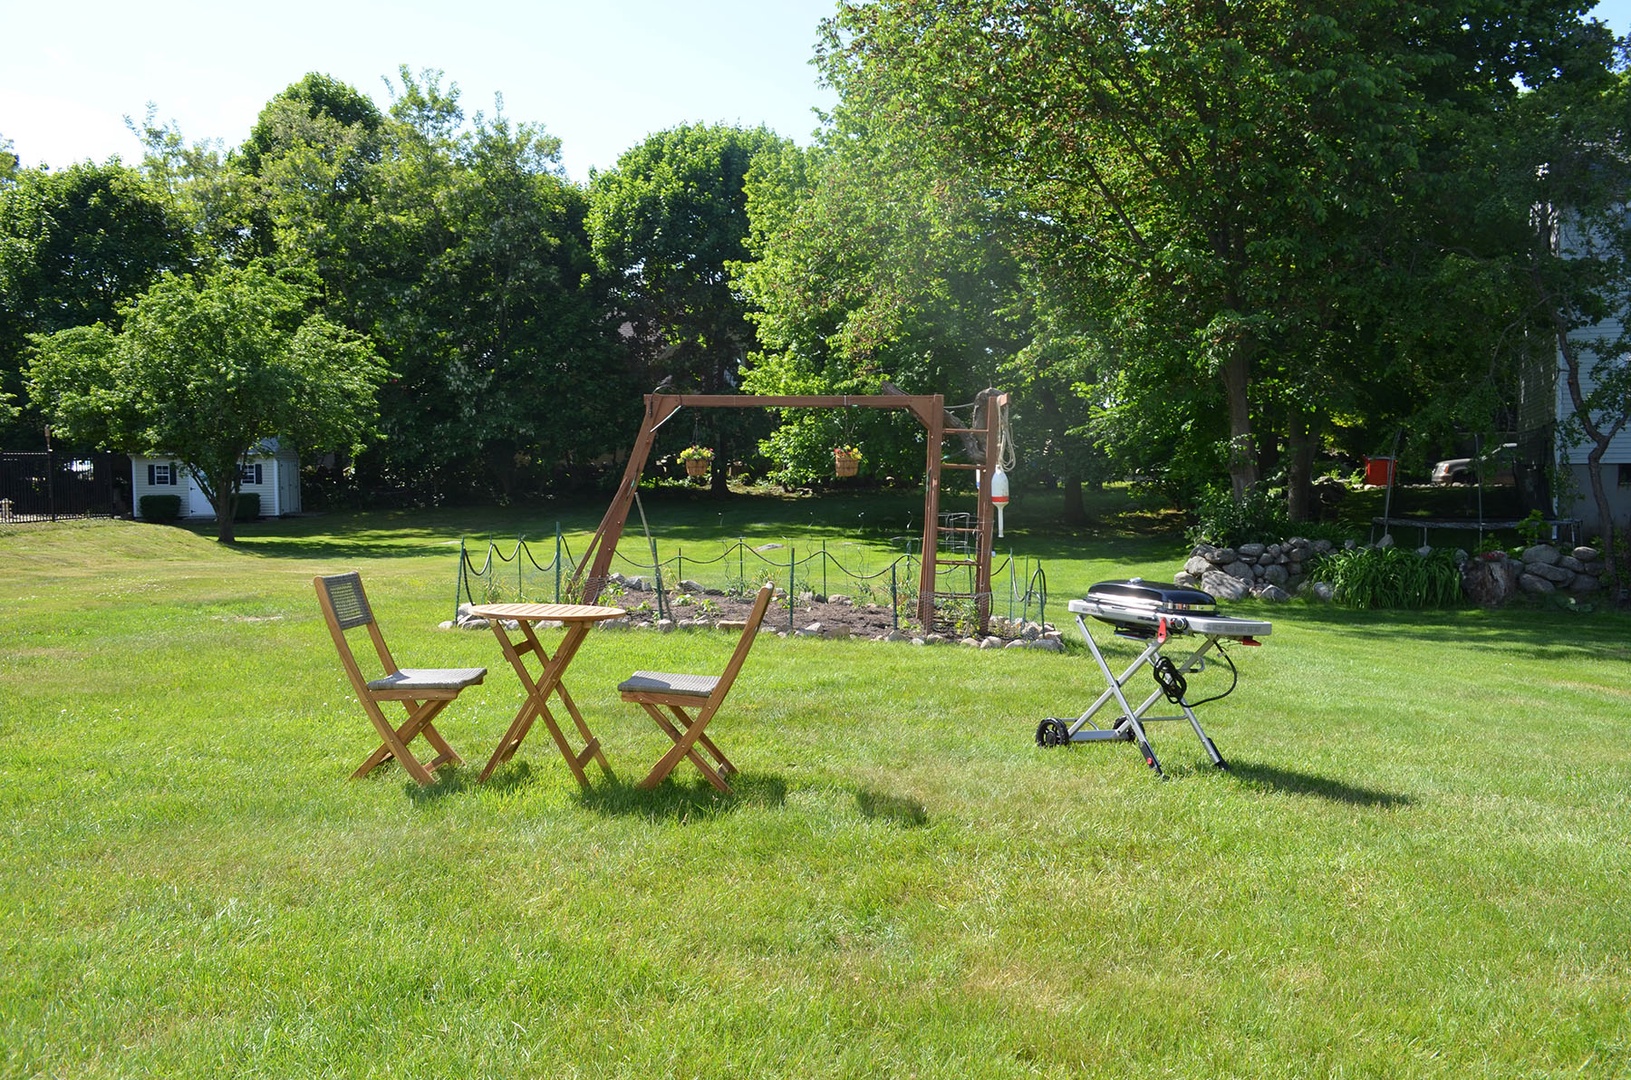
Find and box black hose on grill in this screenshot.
[1151,644,1239,708]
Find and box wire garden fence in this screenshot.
[454,525,1050,634]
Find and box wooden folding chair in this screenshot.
[617,582,776,793]
[314,572,486,785]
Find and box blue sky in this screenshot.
[4,0,1629,183]
[0,0,841,182]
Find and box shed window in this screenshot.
[148,463,177,486]
[1619,464,1631,488]
[239,462,263,485]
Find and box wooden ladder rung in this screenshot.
[940,462,981,471]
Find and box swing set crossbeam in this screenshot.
[568,390,1009,632]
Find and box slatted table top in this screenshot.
[467,603,626,622]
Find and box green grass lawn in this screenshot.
[2,493,1629,1078]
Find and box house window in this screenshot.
[148,463,177,486]
[239,462,263,485]
[1619,464,1631,488]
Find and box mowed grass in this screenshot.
[2,498,1629,1079]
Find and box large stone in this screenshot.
[1559,555,1584,573]
[1201,570,1251,601]
[1185,555,1213,576]
[1237,542,1266,559]
[1528,561,1574,585]
[1521,544,1562,566]
[1221,560,1255,581]
[1567,574,1602,594]
[1254,583,1291,603]
[1463,554,1519,607]
[1210,546,1237,565]
[1518,573,1556,595]
[1174,571,1203,589]
[1262,563,1290,587]
[1573,546,1602,562]
[1305,581,1335,602]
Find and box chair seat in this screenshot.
[618,670,718,697]
[367,667,487,692]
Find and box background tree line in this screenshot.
[5,4,1631,536]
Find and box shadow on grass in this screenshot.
[574,771,788,821]
[1226,761,1413,808]
[404,760,539,803]
[855,787,929,828]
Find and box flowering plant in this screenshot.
[678,445,715,463]
[832,445,863,461]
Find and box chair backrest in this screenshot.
[315,573,398,693]
[712,582,776,695]
[320,571,374,630]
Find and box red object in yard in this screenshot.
[1364,456,1395,486]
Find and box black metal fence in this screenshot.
[0,451,129,523]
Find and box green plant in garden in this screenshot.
[678,445,715,464]
[1516,509,1548,547]
[1310,545,1464,609]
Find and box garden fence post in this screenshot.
[555,523,562,602]
[822,539,827,599]
[518,535,524,601]
[738,538,744,591]
[891,561,898,631]
[455,539,467,621]
[789,547,796,632]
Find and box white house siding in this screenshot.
[1555,316,1631,535]
[131,442,300,519]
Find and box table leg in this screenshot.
[479,620,611,786]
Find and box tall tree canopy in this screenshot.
[589,124,791,484]
[27,264,385,541]
[0,161,189,448]
[818,0,1615,513]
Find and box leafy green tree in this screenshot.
[27,265,385,541]
[0,132,17,182]
[342,71,629,500]
[0,161,189,448]
[819,0,1614,513]
[589,124,790,486]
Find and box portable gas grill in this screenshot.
[1036,579,1271,777]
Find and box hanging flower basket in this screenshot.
[679,445,714,477]
[832,445,862,478]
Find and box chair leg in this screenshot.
[665,704,735,777]
[354,699,455,786]
[638,702,731,793]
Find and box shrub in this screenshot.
[1187,485,1289,547]
[139,495,182,523]
[233,493,260,521]
[1309,545,1464,609]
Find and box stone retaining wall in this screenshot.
[1175,538,1335,602]
[1175,538,1606,608]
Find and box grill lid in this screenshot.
[1085,578,1217,615]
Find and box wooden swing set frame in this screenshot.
[567,389,1010,631]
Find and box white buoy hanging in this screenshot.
[990,467,1010,538]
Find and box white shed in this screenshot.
[131,440,301,519]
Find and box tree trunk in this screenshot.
[1286,408,1316,523]
[213,488,237,543]
[1061,472,1085,525]
[1584,445,1619,596]
[1220,348,1259,500]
